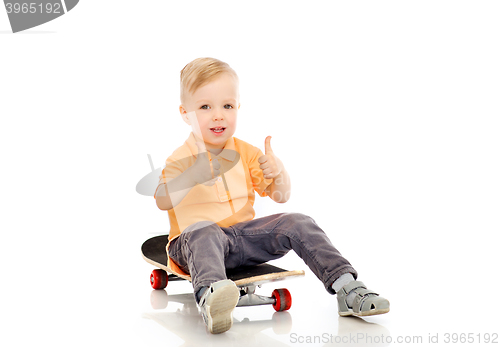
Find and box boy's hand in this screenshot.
[258,136,284,180]
[187,142,221,186]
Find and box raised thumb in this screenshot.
[264,136,273,154]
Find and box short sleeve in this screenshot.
[153,157,187,199]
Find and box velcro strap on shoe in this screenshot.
[341,281,366,294]
[353,287,378,298]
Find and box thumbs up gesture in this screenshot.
[258,136,284,180]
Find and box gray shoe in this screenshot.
[337,281,390,317]
[198,279,240,334]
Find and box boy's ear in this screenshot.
[238,103,241,109]
[179,105,191,125]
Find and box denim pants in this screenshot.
[167,213,357,296]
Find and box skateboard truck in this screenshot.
[237,285,274,307]
[236,285,292,311]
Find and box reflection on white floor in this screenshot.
[140,265,392,347]
[144,292,295,347]
[143,288,391,347]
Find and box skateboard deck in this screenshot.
[141,235,304,286]
[141,234,305,311]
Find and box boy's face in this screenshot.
[180,73,240,153]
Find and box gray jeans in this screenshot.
[168,213,357,296]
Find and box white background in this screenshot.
[1,1,499,346]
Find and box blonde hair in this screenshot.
[180,57,238,104]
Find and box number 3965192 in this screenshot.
[5,3,62,14]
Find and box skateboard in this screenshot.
[141,235,305,312]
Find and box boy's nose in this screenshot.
[212,110,224,121]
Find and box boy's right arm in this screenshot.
[155,142,221,211]
[155,171,196,211]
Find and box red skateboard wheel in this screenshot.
[150,269,168,289]
[272,288,292,311]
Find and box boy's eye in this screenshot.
[224,104,233,109]
[200,105,210,110]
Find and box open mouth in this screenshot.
[210,127,226,135]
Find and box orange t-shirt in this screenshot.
[155,133,273,241]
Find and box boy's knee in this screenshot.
[280,213,320,238]
[183,221,223,241]
[284,212,315,225]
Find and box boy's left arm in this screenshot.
[259,136,291,203]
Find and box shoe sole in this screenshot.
[339,306,390,317]
[206,282,240,334]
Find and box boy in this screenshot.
[154,57,389,334]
